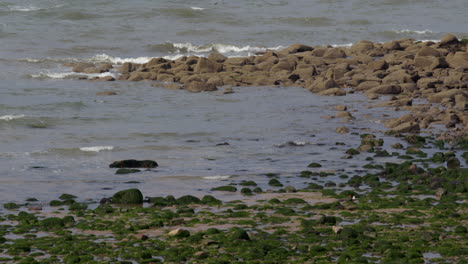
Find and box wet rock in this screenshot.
[336,111,354,119]
[323,48,347,59]
[368,59,388,71]
[440,33,459,46]
[416,46,441,57]
[112,188,143,204]
[308,77,338,92]
[109,159,158,168]
[428,89,467,103]
[390,122,420,134]
[318,88,346,96]
[185,81,217,92]
[383,40,401,51]
[115,168,141,175]
[208,52,228,63]
[351,40,375,54]
[193,57,223,73]
[336,126,349,134]
[282,43,314,54]
[119,62,139,74]
[446,157,460,169]
[414,56,447,71]
[367,84,402,95]
[335,105,347,111]
[446,52,468,69]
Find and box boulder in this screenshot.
[318,88,346,96]
[382,41,401,51]
[336,126,349,134]
[112,189,143,204]
[390,122,420,134]
[271,59,296,72]
[335,105,347,111]
[193,57,223,73]
[119,62,139,74]
[356,81,381,91]
[446,52,468,69]
[281,43,314,54]
[109,160,158,168]
[186,81,217,92]
[351,40,375,54]
[367,84,402,95]
[382,70,414,84]
[413,56,447,71]
[224,57,251,66]
[428,89,467,103]
[208,52,228,63]
[416,46,441,57]
[307,77,338,92]
[323,48,347,59]
[368,60,388,71]
[168,228,190,238]
[454,94,468,110]
[440,33,459,46]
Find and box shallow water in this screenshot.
[0,0,467,203]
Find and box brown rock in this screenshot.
[256,57,279,71]
[382,70,414,84]
[400,83,418,92]
[335,105,347,111]
[367,84,402,95]
[307,77,338,92]
[454,94,468,110]
[323,48,347,59]
[185,81,217,92]
[356,80,381,91]
[221,87,234,94]
[208,52,228,63]
[271,59,296,72]
[157,73,175,82]
[428,89,467,103]
[311,47,328,57]
[144,58,168,68]
[446,52,468,69]
[368,59,388,71]
[416,46,441,57]
[440,34,459,46]
[72,63,96,73]
[336,126,349,134]
[417,77,441,89]
[383,41,401,51]
[119,62,139,74]
[193,57,223,73]
[318,88,346,96]
[128,72,153,81]
[224,57,251,66]
[391,122,420,133]
[336,111,354,119]
[413,56,447,71]
[351,40,375,54]
[281,43,314,54]
[95,76,116,82]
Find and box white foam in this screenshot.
[331,43,353,47]
[8,5,41,12]
[30,71,115,80]
[394,29,433,34]
[79,146,114,152]
[171,42,284,54]
[90,54,153,64]
[190,6,205,10]
[0,115,25,121]
[202,175,230,180]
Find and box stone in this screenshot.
[136,234,149,241]
[414,56,447,71]
[356,81,381,91]
[336,111,354,119]
[335,105,347,111]
[367,84,402,95]
[109,160,158,168]
[332,225,343,234]
[416,46,441,57]
[427,89,467,103]
[281,43,314,54]
[382,71,414,84]
[185,81,217,92]
[446,52,468,69]
[323,48,347,59]
[351,40,375,54]
[383,41,401,51]
[336,126,349,134]
[194,251,209,259]
[308,77,338,92]
[390,122,420,134]
[454,94,468,110]
[193,57,223,73]
[368,59,388,71]
[119,62,139,74]
[112,189,143,204]
[446,157,460,169]
[208,52,228,63]
[440,34,459,45]
[168,228,190,238]
[318,88,346,96]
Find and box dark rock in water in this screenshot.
[116,168,141,175]
[216,142,230,146]
[109,159,158,168]
[124,181,141,184]
[446,157,461,169]
[111,188,143,204]
[100,198,112,204]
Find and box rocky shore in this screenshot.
[70,34,467,141]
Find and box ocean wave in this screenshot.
[79,146,114,152]
[190,6,205,10]
[0,114,25,121]
[30,71,115,80]
[7,5,41,12]
[150,42,284,55]
[90,54,153,64]
[393,29,433,35]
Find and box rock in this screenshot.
[284,186,297,193]
[356,81,381,91]
[318,88,346,96]
[119,62,139,74]
[383,41,401,51]
[96,91,118,96]
[193,57,223,73]
[382,70,414,84]
[136,234,149,241]
[109,160,158,168]
[335,105,347,111]
[230,228,250,241]
[368,59,388,71]
[208,52,228,63]
[367,84,402,95]
[194,251,209,259]
[224,57,251,66]
[95,76,116,82]
[308,77,338,92]
[271,59,296,72]
[440,34,459,45]
[115,168,141,175]
[416,46,441,57]
[281,43,314,54]
[427,89,467,103]
[454,94,468,110]
[446,157,460,169]
[390,122,420,134]
[336,111,354,119]
[446,52,468,69]
[336,126,349,134]
[435,188,447,200]
[414,56,447,71]
[72,63,96,73]
[323,48,347,59]
[185,81,217,92]
[221,87,234,94]
[112,189,143,204]
[332,225,343,234]
[351,40,375,54]
[168,228,190,238]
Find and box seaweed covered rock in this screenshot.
[112,188,144,204]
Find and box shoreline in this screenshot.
[0,36,466,263]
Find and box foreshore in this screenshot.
[0,36,467,263]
